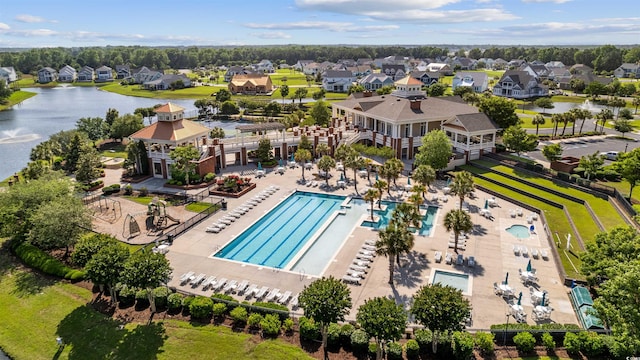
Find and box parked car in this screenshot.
[600,151,619,160]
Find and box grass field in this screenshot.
[0,238,313,360]
[0,90,37,110]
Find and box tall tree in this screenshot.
[534,97,554,115]
[363,188,380,221]
[573,108,592,135]
[614,119,634,138]
[334,144,354,180]
[347,155,366,195]
[85,242,130,303]
[121,251,172,313]
[356,297,408,360]
[375,219,414,285]
[550,113,563,137]
[581,226,640,283]
[317,155,335,187]
[298,277,352,360]
[105,108,119,127]
[449,171,475,210]
[415,130,452,172]
[209,127,226,139]
[170,145,200,187]
[75,146,102,184]
[614,148,640,200]
[293,87,308,104]
[443,209,473,253]
[541,143,563,163]
[560,111,575,136]
[412,164,436,193]
[279,84,289,104]
[110,113,144,142]
[531,114,546,136]
[294,148,312,181]
[76,117,106,146]
[501,125,538,156]
[310,100,331,127]
[411,283,472,354]
[632,97,640,114]
[478,96,520,129]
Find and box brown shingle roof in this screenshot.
[130,119,209,143]
[155,103,185,113]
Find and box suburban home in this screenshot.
[129,103,213,179]
[252,59,275,73]
[425,63,453,76]
[293,60,314,72]
[337,59,357,67]
[357,73,394,91]
[132,67,163,84]
[410,71,441,86]
[58,65,77,82]
[451,57,476,70]
[37,67,58,83]
[0,66,18,84]
[492,58,508,70]
[545,61,566,69]
[346,65,372,78]
[381,64,407,81]
[356,58,373,66]
[95,66,114,82]
[492,70,548,99]
[520,63,552,80]
[77,66,95,82]
[322,70,355,93]
[115,65,132,79]
[331,76,498,162]
[224,66,253,82]
[614,63,640,78]
[451,72,489,93]
[143,74,192,90]
[548,66,571,82]
[507,59,526,69]
[228,74,273,95]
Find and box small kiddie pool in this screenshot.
[430,269,472,295]
[506,224,530,239]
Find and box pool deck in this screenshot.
[162,164,579,329]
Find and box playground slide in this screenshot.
[165,214,181,223]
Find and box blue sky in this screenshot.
[0,0,638,48]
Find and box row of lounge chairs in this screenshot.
[206,186,280,233]
[343,241,377,285]
[513,245,549,260]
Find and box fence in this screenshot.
[156,198,224,243]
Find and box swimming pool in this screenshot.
[506,224,530,239]
[431,269,471,295]
[360,201,438,236]
[214,191,344,269]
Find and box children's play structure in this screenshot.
[122,197,180,239]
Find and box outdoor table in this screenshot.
[256,170,265,177]
[443,186,451,195]
[499,284,513,296]
[337,180,345,188]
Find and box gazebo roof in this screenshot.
[130,119,209,143]
[236,122,285,133]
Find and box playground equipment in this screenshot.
[122,211,145,239]
[86,196,122,224]
[147,197,181,231]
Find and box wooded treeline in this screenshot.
[1,44,639,75]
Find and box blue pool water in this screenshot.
[361,201,438,236]
[506,224,530,239]
[432,270,470,293]
[215,191,344,269]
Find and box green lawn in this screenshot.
[473,161,627,231]
[0,248,312,360]
[270,69,314,86]
[0,90,37,110]
[185,202,215,213]
[123,195,155,206]
[461,169,583,279]
[100,143,128,158]
[598,179,640,204]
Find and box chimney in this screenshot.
[363,90,372,97]
[410,99,421,110]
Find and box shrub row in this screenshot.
[13,242,85,280]
[101,183,121,195]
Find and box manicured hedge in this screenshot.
[13,242,85,280]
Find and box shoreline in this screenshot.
[0,90,37,111]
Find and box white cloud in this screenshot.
[245,21,398,32]
[522,0,572,3]
[7,29,57,37]
[0,23,10,30]
[295,0,461,13]
[15,14,57,23]
[363,8,518,23]
[251,32,292,39]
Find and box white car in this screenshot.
[600,151,619,161]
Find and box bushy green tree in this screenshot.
[415,130,452,171]
[502,125,538,156]
[310,100,330,127]
[479,96,520,129]
[356,297,407,360]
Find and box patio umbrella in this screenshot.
[517,292,522,306]
[257,162,262,170]
[504,272,509,285]
[526,259,532,272]
[541,292,546,307]
[484,199,489,209]
[290,153,295,162]
[278,158,283,166]
[375,172,379,181]
[407,176,411,185]
[571,279,576,289]
[340,173,344,181]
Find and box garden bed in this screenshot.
[209,183,256,198]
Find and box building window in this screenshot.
[420,123,427,136]
[153,162,162,175]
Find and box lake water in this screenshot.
[0,87,246,180]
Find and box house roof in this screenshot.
[358,73,393,84]
[323,69,353,78]
[96,65,112,71]
[155,103,185,113]
[230,74,271,87]
[446,113,499,132]
[129,119,209,143]
[395,75,423,86]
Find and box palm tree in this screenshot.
[375,219,414,285]
[393,202,422,230]
[317,155,335,187]
[347,156,366,195]
[315,143,330,159]
[363,189,380,221]
[551,113,563,138]
[574,109,591,135]
[443,209,473,254]
[531,114,546,135]
[596,108,614,133]
[363,158,373,184]
[412,184,427,200]
[633,96,640,114]
[334,144,353,180]
[412,164,436,192]
[373,180,387,207]
[449,171,474,210]
[560,111,574,136]
[409,192,423,212]
[295,148,312,181]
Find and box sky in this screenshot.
[0,0,639,48]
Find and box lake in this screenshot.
[0,86,246,180]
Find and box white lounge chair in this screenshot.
[521,247,529,257]
[278,291,292,304]
[434,251,442,263]
[531,248,539,259]
[223,280,238,293]
[348,270,365,278]
[242,202,254,208]
[226,212,241,219]
[233,208,247,215]
[218,218,232,225]
[356,253,374,261]
[213,222,226,229]
[235,280,249,294]
[211,278,227,292]
[349,264,368,272]
[513,245,521,256]
[221,216,235,222]
[206,226,221,233]
[312,181,318,187]
[342,275,361,285]
[191,273,206,287]
[361,245,376,251]
[179,271,195,285]
[266,288,281,302]
[364,239,376,246]
[254,286,270,299]
[353,259,371,267]
[202,276,216,290]
[540,249,549,260]
[244,284,258,298]
[445,252,453,264]
[358,250,375,257]
[289,294,299,308]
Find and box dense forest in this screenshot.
[1,44,639,75]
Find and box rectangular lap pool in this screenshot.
[214,191,344,270]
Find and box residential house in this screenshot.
[77,66,95,82]
[337,59,357,67]
[382,55,410,66]
[425,63,453,75]
[520,63,552,80]
[143,74,192,90]
[224,66,252,82]
[228,74,273,95]
[492,58,508,70]
[132,67,163,84]
[253,60,275,73]
[0,67,18,84]
[357,73,394,91]
[129,103,212,179]
[293,60,314,72]
[115,65,131,79]
[614,63,640,78]
[95,66,114,82]
[37,67,58,83]
[492,70,548,99]
[451,57,476,70]
[409,71,441,86]
[545,61,566,69]
[331,76,497,161]
[302,62,322,75]
[356,58,373,66]
[507,59,526,69]
[381,64,407,81]
[346,65,372,78]
[451,72,489,93]
[549,66,571,83]
[478,58,495,70]
[322,70,355,93]
[58,65,77,82]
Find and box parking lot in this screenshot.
[527,134,639,164]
